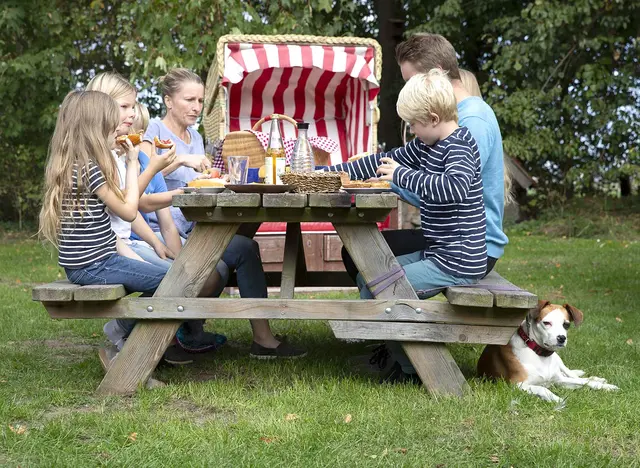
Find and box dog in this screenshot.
[477,300,619,403]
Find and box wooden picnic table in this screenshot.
[34,191,536,397]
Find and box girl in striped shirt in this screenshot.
[329,69,487,297]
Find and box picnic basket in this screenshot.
[203,34,382,166]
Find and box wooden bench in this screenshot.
[32,270,536,392]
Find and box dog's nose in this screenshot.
[557,335,567,344]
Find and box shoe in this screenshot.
[368,343,391,371]
[176,321,227,354]
[379,361,422,385]
[162,344,194,365]
[249,341,307,359]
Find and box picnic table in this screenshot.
[33,191,536,397]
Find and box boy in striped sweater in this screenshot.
[330,68,487,299]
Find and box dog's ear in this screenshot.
[529,300,551,321]
[563,303,584,327]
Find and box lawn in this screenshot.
[1,226,639,466]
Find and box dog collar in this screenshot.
[517,326,555,357]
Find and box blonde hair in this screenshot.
[395,33,461,80]
[132,102,150,133]
[159,68,203,110]
[458,69,515,206]
[397,69,458,125]
[459,69,483,98]
[39,91,123,247]
[86,71,136,101]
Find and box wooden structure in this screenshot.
[33,192,536,397]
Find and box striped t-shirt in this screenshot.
[329,127,487,278]
[58,162,117,269]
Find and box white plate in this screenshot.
[183,186,226,194]
[341,187,394,194]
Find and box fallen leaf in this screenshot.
[91,333,98,337]
[260,436,278,444]
[615,317,623,323]
[127,432,137,442]
[489,455,500,463]
[344,414,352,423]
[550,275,555,280]
[555,263,561,268]
[9,424,27,435]
[626,339,633,345]
[395,448,408,454]
[15,279,21,284]
[284,413,298,421]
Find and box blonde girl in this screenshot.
[39,90,167,293]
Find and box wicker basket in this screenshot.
[219,114,331,169]
[280,171,347,193]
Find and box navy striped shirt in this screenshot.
[58,162,117,269]
[329,127,487,278]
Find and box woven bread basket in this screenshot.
[280,171,348,193]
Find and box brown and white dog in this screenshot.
[477,300,619,403]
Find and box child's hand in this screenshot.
[149,143,177,171]
[376,157,400,181]
[120,139,140,164]
[152,241,175,260]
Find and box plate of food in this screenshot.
[341,181,393,194]
[226,183,294,194]
[185,179,227,194]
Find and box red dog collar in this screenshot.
[517,326,555,357]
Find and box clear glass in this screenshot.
[227,155,249,184]
[291,126,315,173]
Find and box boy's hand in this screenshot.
[152,240,175,260]
[149,143,177,171]
[376,157,400,181]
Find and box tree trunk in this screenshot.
[375,0,405,152]
[620,175,632,197]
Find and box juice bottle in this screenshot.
[291,122,315,173]
[265,116,286,184]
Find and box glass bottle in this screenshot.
[265,116,286,185]
[291,122,315,173]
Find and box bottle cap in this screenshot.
[297,122,309,130]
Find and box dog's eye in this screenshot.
[563,323,570,330]
[542,321,552,327]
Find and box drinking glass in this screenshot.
[227,155,249,184]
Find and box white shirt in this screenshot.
[108,151,132,243]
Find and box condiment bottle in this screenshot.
[265,116,286,185]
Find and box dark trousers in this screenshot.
[341,229,498,284]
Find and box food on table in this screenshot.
[187,178,226,188]
[202,168,222,178]
[369,181,391,188]
[154,136,175,149]
[342,181,372,188]
[347,152,368,163]
[116,131,143,146]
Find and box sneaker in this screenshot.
[369,343,391,371]
[176,322,227,354]
[103,320,128,351]
[379,361,422,385]
[249,341,307,360]
[162,344,194,365]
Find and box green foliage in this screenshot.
[408,0,640,201]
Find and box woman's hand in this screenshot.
[376,157,400,181]
[148,144,177,172]
[120,139,140,165]
[180,154,212,172]
[151,240,176,260]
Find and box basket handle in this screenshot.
[252,114,298,131]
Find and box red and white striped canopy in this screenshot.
[222,42,380,164]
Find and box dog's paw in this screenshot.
[572,369,585,377]
[587,376,607,384]
[600,383,620,391]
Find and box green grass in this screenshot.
[1,231,639,466]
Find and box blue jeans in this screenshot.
[65,253,168,295]
[391,183,420,207]
[129,241,173,269]
[221,235,268,298]
[356,251,477,374]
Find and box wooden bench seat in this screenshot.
[32,271,535,348]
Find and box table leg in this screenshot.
[96,223,240,396]
[332,223,468,397]
[280,223,302,299]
